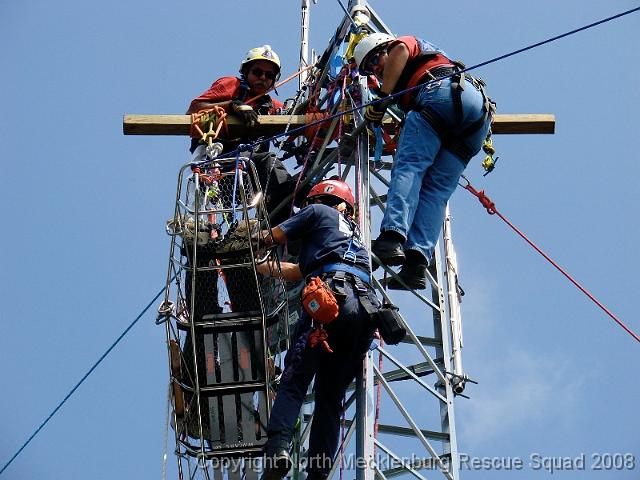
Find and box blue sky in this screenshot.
[1,1,638,479]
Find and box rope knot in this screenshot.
[308,325,333,353]
[476,189,496,215]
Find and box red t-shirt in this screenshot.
[188,76,283,113]
[388,36,453,110]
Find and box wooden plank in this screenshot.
[122,114,307,136]
[122,113,555,136]
[491,113,555,134]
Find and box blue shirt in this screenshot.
[278,204,370,276]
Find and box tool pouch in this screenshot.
[302,276,340,324]
[372,303,406,345]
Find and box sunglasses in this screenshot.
[250,67,276,80]
[364,50,385,75]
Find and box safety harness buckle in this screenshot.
[342,250,357,264]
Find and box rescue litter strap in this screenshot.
[460,175,639,344]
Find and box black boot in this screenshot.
[306,472,328,480]
[371,230,406,268]
[387,250,428,290]
[263,449,292,480]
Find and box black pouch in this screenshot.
[373,303,406,345]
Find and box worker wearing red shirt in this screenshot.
[188,45,299,224]
[188,45,284,132]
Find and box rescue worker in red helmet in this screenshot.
[354,33,494,289]
[256,179,381,480]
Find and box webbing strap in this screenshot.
[450,72,465,125]
[414,73,492,164]
[310,263,371,285]
[416,106,448,139]
[352,276,379,315]
[311,266,379,316]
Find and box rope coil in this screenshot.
[190,106,229,145]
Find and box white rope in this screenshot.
[162,380,171,480]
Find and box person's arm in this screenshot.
[256,260,302,281]
[257,226,287,246]
[186,77,238,114]
[186,99,232,114]
[380,42,410,95]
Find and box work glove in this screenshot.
[364,94,393,125]
[230,100,259,128]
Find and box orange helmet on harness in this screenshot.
[305,179,355,214]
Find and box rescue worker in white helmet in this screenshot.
[255,179,381,480]
[187,44,301,225]
[353,33,495,289]
[188,44,282,123]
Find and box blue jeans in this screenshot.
[381,77,492,263]
[266,280,377,474]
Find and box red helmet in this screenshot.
[306,179,355,213]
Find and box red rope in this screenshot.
[461,176,639,344]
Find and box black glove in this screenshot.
[364,94,393,125]
[230,100,259,128]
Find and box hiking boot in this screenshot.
[213,219,259,255]
[263,449,292,480]
[371,231,406,268]
[386,262,428,290]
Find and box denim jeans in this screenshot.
[381,77,492,263]
[266,280,377,474]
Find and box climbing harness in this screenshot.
[412,63,496,165]
[460,175,640,344]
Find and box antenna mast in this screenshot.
[299,0,312,89]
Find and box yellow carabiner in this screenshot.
[482,154,495,172]
[481,135,497,175]
[482,137,495,155]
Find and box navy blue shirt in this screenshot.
[278,204,370,276]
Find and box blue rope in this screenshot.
[231,145,250,223]
[0,283,169,476]
[334,0,359,30]
[191,5,640,168]
[373,125,383,163]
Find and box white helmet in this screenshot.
[239,45,281,78]
[353,33,395,73]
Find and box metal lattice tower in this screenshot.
[293,3,466,479]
